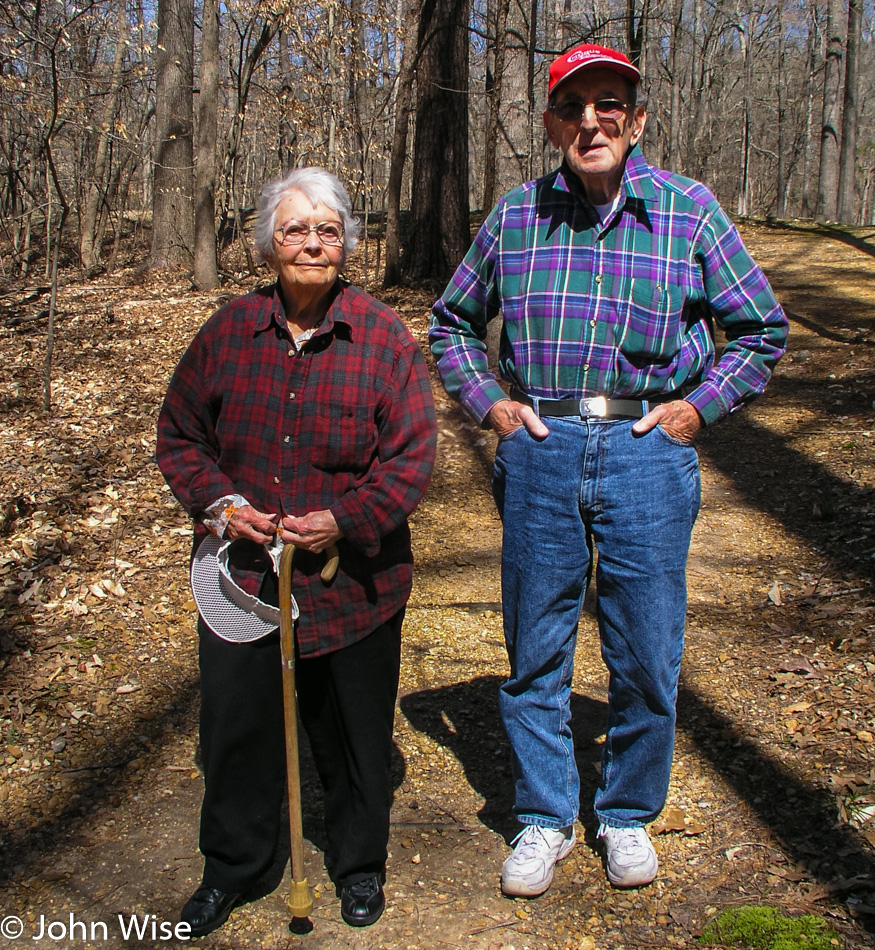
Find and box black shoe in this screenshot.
[340,875,385,927]
[180,884,242,938]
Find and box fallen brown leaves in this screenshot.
[0,226,875,948]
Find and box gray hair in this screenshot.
[254,166,361,266]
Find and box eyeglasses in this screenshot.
[274,219,344,247]
[549,98,630,124]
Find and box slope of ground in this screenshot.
[0,220,873,949]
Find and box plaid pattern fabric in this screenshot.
[157,280,437,657]
[430,147,788,426]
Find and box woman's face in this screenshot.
[270,190,344,306]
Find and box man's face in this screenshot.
[543,68,646,203]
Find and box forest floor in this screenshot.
[1,218,875,950]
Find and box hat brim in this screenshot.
[191,535,296,643]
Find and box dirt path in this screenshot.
[1,221,874,949]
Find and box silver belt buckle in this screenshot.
[580,396,608,417]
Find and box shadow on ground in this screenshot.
[0,676,201,888]
[400,675,608,841]
[698,412,875,585]
[677,678,875,934]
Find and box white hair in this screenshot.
[254,166,361,266]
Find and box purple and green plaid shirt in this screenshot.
[430,147,788,426]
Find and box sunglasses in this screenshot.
[549,98,630,123]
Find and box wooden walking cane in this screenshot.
[278,541,340,934]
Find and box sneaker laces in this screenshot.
[600,824,647,853]
[510,825,550,857]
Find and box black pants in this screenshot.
[197,611,403,893]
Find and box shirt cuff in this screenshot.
[683,382,730,427]
[330,496,380,558]
[460,377,511,426]
[202,493,250,538]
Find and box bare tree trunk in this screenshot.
[667,0,683,171]
[776,5,786,218]
[735,9,751,217]
[328,4,338,170]
[79,0,127,270]
[383,0,420,287]
[277,32,298,168]
[43,39,72,410]
[218,14,282,225]
[483,0,510,211]
[836,0,860,224]
[193,0,219,290]
[526,0,539,179]
[800,9,818,218]
[817,0,844,221]
[499,0,531,189]
[150,0,195,268]
[403,0,471,284]
[44,204,68,411]
[626,0,650,67]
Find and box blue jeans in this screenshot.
[492,417,700,830]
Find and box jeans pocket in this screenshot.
[654,423,696,449]
[497,423,527,443]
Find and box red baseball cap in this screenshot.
[548,44,641,95]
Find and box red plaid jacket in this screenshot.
[157,280,437,656]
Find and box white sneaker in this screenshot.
[500,825,575,897]
[597,823,658,887]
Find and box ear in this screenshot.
[629,106,647,146]
[543,108,560,149]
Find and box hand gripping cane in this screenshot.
[279,542,340,934]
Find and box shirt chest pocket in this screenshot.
[615,279,686,362]
[311,403,377,473]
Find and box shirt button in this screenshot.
[284,436,290,443]
[288,392,296,400]
[583,363,590,371]
[595,275,602,284]
[288,349,294,357]
[273,477,279,484]
[590,319,597,327]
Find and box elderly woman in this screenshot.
[157,167,436,936]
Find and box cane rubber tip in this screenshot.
[289,917,313,935]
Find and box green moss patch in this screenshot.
[700,906,842,950]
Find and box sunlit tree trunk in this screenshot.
[735,8,751,217]
[817,0,844,222]
[776,5,787,218]
[525,0,539,179]
[836,0,860,224]
[151,0,195,269]
[327,3,338,170]
[800,8,818,219]
[193,0,219,289]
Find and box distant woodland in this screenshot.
[1,0,873,289]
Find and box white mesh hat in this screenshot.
[190,534,298,643]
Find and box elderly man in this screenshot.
[430,43,788,896]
